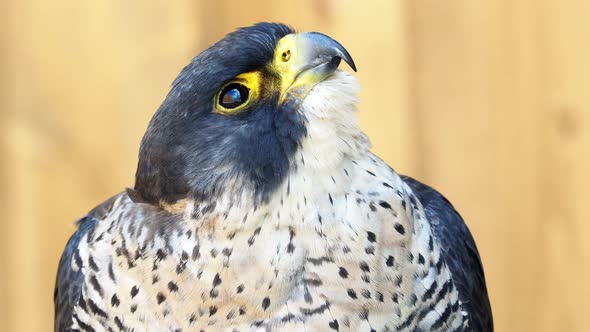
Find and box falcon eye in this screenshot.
[214,72,260,115]
[219,83,250,109]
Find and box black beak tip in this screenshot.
[346,58,357,72]
[306,32,357,72]
[333,42,357,72]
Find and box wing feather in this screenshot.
[53,194,119,331]
[402,176,493,331]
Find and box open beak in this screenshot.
[273,32,356,102]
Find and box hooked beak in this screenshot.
[272,32,356,102]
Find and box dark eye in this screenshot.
[219,83,250,109]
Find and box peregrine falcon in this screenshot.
[54,23,492,331]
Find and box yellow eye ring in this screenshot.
[214,72,261,115]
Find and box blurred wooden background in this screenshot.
[1,1,588,331]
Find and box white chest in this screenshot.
[71,154,466,331]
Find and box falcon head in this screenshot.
[135,22,366,206]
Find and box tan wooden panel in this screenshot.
[408,1,542,330]
[536,0,590,330]
[409,1,590,330]
[0,1,200,330]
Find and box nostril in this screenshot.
[282,50,291,62]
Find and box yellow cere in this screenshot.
[272,34,300,99]
[272,33,333,103]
